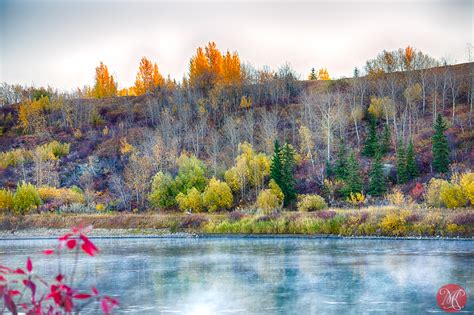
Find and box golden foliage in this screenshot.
[134,57,164,95]
[317,68,330,80]
[426,178,447,208]
[189,42,242,89]
[19,96,50,133]
[0,148,32,169]
[119,137,134,155]
[176,187,203,213]
[12,182,42,215]
[347,192,365,207]
[380,209,410,236]
[297,194,328,212]
[440,183,465,208]
[202,178,233,212]
[38,186,85,205]
[460,172,474,204]
[0,189,13,212]
[90,62,117,98]
[256,180,284,214]
[239,96,252,109]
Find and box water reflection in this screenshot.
[0,238,473,314]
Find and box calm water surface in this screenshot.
[0,237,473,314]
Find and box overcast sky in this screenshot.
[0,0,472,91]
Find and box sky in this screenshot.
[0,0,472,91]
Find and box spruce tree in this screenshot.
[363,116,378,157]
[406,139,419,179]
[396,139,408,184]
[343,151,363,195]
[334,140,348,180]
[368,154,387,196]
[380,124,391,155]
[280,143,297,207]
[270,140,283,188]
[432,114,450,173]
[325,158,333,179]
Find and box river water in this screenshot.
[1,237,473,314]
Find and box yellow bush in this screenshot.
[0,189,13,212]
[176,187,204,212]
[35,141,70,161]
[297,194,328,212]
[224,167,241,193]
[0,148,32,169]
[440,183,465,208]
[460,172,474,204]
[38,186,85,205]
[95,203,106,212]
[12,182,42,215]
[426,178,447,208]
[380,209,410,236]
[256,190,280,214]
[347,192,365,207]
[120,137,134,155]
[387,188,407,206]
[446,223,464,234]
[202,178,233,212]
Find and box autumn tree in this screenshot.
[318,68,330,80]
[91,62,117,98]
[134,57,164,95]
[308,68,317,80]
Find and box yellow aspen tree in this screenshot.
[91,62,117,98]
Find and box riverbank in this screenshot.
[1,206,473,238]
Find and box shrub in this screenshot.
[440,183,465,208]
[426,178,448,207]
[175,154,208,192]
[451,213,474,226]
[148,171,178,209]
[224,167,241,193]
[35,141,70,161]
[297,194,328,212]
[202,178,233,212]
[347,192,365,207]
[410,182,425,201]
[12,182,42,215]
[315,210,337,219]
[0,148,32,169]
[179,214,209,229]
[0,189,14,212]
[38,186,85,206]
[256,190,281,214]
[176,187,204,212]
[460,172,474,204]
[380,210,410,236]
[387,188,409,206]
[59,203,94,213]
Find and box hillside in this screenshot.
[0,60,473,217]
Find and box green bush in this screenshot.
[202,178,233,212]
[297,194,328,212]
[12,182,42,215]
[176,187,204,212]
[148,172,178,209]
[175,154,208,192]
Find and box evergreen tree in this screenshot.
[308,68,317,80]
[280,143,297,207]
[325,158,333,179]
[363,116,379,157]
[343,151,363,195]
[368,154,387,196]
[334,140,348,180]
[432,114,450,173]
[406,139,419,179]
[270,140,283,188]
[380,123,391,155]
[396,139,408,184]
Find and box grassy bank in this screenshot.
[0,206,473,238]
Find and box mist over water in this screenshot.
[1,237,473,314]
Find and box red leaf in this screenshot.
[43,249,54,255]
[23,279,36,303]
[56,274,64,282]
[26,257,32,273]
[80,234,98,256]
[4,293,17,315]
[14,268,25,275]
[9,289,21,296]
[73,293,92,299]
[101,299,112,314]
[0,275,6,282]
[92,287,99,295]
[66,239,77,250]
